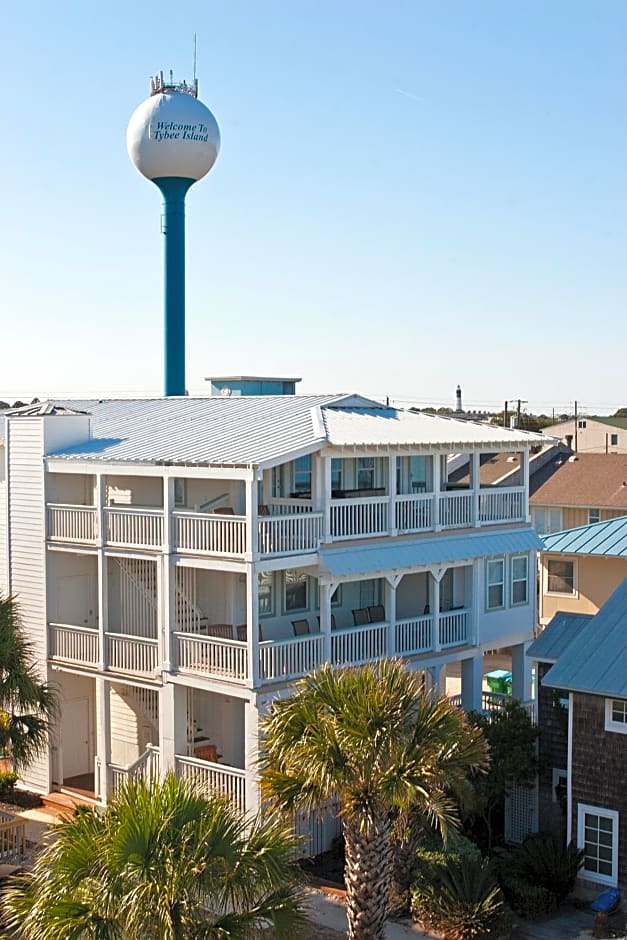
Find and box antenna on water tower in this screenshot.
[126,67,220,396]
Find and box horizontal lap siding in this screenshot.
[7,421,50,793]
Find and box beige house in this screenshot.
[539,516,627,624]
[542,416,627,455]
[530,453,627,535]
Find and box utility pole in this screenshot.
[504,400,508,429]
[516,399,528,429]
[574,400,578,453]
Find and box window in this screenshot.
[589,508,601,524]
[293,455,312,496]
[174,479,186,507]
[359,578,383,609]
[578,420,587,429]
[284,570,309,612]
[547,559,575,595]
[531,507,563,535]
[258,572,275,617]
[486,558,505,610]
[611,434,619,446]
[356,456,375,490]
[552,768,567,805]
[578,804,618,885]
[331,458,343,493]
[511,555,529,606]
[605,698,627,734]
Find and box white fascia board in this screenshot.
[255,555,320,574]
[165,671,252,698]
[256,441,326,473]
[46,459,254,480]
[173,554,247,574]
[319,442,535,457]
[47,544,97,557]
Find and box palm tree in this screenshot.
[2,773,306,939]
[259,660,488,940]
[0,594,56,772]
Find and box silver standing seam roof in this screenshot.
[542,578,627,698]
[5,396,550,468]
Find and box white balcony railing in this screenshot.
[479,487,526,524]
[105,507,163,548]
[259,634,324,682]
[395,615,433,656]
[395,495,433,534]
[331,622,388,666]
[438,492,473,528]
[175,755,246,815]
[438,609,470,648]
[330,496,388,540]
[48,622,99,666]
[257,512,324,556]
[47,504,97,542]
[106,633,159,677]
[173,511,246,556]
[175,632,247,682]
[109,745,160,794]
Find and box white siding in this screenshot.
[0,442,8,596]
[7,420,49,792]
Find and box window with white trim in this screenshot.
[589,508,601,524]
[578,804,619,885]
[293,455,312,496]
[510,555,529,606]
[258,572,275,617]
[284,570,309,613]
[356,456,375,490]
[546,559,575,595]
[531,507,563,535]
[605,698,627,734]
[331,458,343,493]
[486,558,505,610]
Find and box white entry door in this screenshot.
[61,696,91,780]
[56,575,96,627]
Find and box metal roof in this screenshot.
[322,407,550,450]
[319,527,542,579]
[2,395,553,469]
[542,516,627,558]
[527,612,592,663]
[543,579,627,697]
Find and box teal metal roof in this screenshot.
[543,579,627,697]
[527,612,592,663]
[542,516,627,558]
[319,527,542,579]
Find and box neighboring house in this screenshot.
[529,580,627,892]
[542,416,627,455]
[539,516,627,625]
[530,453,627,535]
[0,394,543,843]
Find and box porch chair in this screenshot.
[291,619,311,636]
[258,504,270,516]
[367,605,385,623]
[316,614,337,630]
[213,506,235,515]
[352,608,370,626]
[237,624,265,641]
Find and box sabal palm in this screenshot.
[0,594,56,771]
[2,773,306,939]
[259,660,488,940]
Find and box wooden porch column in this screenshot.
[319,581,334,662]
[471,451,481,527]
[387,455,397,537]
[245,565,260,687]
[384,575,400,657]
[432,455,441,531]
[95,677,111,802]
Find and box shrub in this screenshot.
[0,771,17,800]
[412,832,482,894]
[412,856,509,939]
[497,871,558,920]
[505,833,583,903]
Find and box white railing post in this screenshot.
[246,567,259,687]
[245,476,259,562]
[433,455,442,531]
[431,572,441,652]
[387,455,397,537]
[471,451,481,527]
[322,456,332,543]
[319,581,333,662]
[161,478,175,674]
[95,677,111,803]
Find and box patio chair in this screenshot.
[316,614,337,630]
[213,506,235,515]
[258,504,270,516]
[236,624,247,641]
[352,608,370,626]
[291,619,311,636]
[423,603,431,615]
[367,605,385,623]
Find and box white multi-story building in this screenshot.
[0,394,543,819]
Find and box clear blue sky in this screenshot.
[2,0,626,415]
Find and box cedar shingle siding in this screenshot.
[571,693,627,889]
[537,662,568,833]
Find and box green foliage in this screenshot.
[497,871,558,919]
[412,856,508,940]
[412,832,482,895]
[505,833,583,904]
[0,595,57,772]
[0,772,18,800]
[1,773,306,940]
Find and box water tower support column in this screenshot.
[154,176,194,396]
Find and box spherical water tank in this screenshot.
[127,89,220,182]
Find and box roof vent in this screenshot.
[506,455,518,463]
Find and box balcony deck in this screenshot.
[50,611,471,686]
[46,486,526,557]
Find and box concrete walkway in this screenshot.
[306,889,437,938]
